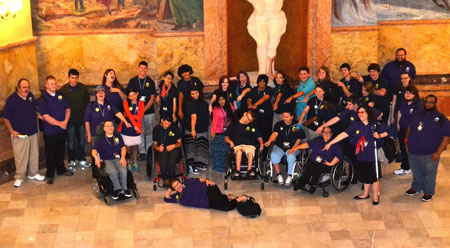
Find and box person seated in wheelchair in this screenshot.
[91,121,131,201]
[290,126,342,194]
[224,110,264,177]
[264,110,305,186]
[152,114,182,183]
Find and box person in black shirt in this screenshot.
[184,87,209,173]
[176,64,204,122]
[234,71,252,114]
[247,74,274,142]
[153,115,182,181]
[264,110,305,186]
[225,110,263,177]
[359,63,390,123]
[157,71,178,122]
[268,57,295,126]
[361,81,376,108]
[209,75,237,113]
[336,63,362,107]
[127,61,157,160]
[299,84,326,141]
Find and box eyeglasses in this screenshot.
[357,111,366,114]
[246,113,254,122]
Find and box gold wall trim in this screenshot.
[331,25,379,32]
[36,29,204,37]
[378,19,450,26]
[0,37,38,52]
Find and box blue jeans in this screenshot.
[408,154,439,196]
[270,145,299,175]
[67,123,86,162]
[139,114,155,154]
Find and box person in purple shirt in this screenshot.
[3,78,45,187]
[404,95,450,202]
[164,178,249,211]
[324,106,390,205]
[291,126,342,194]
[92,121,131,201]
[394,85,423,176]
[102,69,127,114]
[38,76,73,184]
[381,48,416,95]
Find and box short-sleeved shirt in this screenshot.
[398,99,423,130]
[213,89,236,105]
[381,60,416,93]
[273,83,295,114]
[363,76,390,114]
[362,94,375,106]
[103,84,125,112]
[234,84,252,111]
[60,82,90,125]
[295,77,316,118]
[158,82,178,117]
[3,92,38,136]
[248,86,273,113]
[38,91,70,135]
[153,124,182,146]
[177,76,204,103]
[163,178,209,209]
[345,121,391,161]
[93,135,125,160]
[320,81,341,106]
[339,77,362,105]
[407,110,450,156]
[273,121,305,151]
[185,100,209,133]
[308,137,343,165]
[317,108,341,133]
[305,96,325,131]
[337,109,358,128]
[127,76,156,115]
[84,101,119,135]
[225,121,261,146]
[120,100,144,137]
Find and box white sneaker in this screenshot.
[27,174,45,181]
[277,174,284,185]
[393,169,411,175]
[68,160,77,167]
[13,179,23,187]
[285,176,293,186]
[79,160,91,168]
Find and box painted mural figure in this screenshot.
[169,0,204,30]
[333,0,376,26]
[247,0,287,75]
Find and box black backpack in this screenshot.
[382,136,397,163]
[236,196,261,218]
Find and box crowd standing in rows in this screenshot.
[3,48,450,205]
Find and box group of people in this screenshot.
[4,48,450,206]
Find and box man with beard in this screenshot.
[381,48,416,95]
[405,95,450,202]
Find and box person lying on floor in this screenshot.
[164,178,248,211]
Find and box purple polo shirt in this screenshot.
[407,110,450,156]
[381,60,416,92]
[345,121,390,162]
[93,135,125,160]
[164,178,209,209]
[308,137,342,164]
[103,84,124,111]
[398,99,423,130]
[84,101,118,135]
[38,91,70,135]
[3,92,38,136]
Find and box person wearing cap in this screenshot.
[38,76,73,184]
[3,78,45,187]
[127,61,157,161]
[404,95,450,202]
[176,64,204,122]
[60,69,90,171]
[152,115,182,181]
[84,85,130,145]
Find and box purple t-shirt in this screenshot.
[308,137,343,164]
[398,99,424,130]
[93,135,125,160]
[3,92,38,136]
[407,110,450,156]
[84,101,119,135]
[345,121,390,162]
[164,178,209,209]
[38,91,70,135]
[103,84,124,112]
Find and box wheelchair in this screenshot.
[224,145,265,190]
[148,146,187,191]
[92,162,139,205]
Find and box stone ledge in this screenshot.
[0,37,38,52]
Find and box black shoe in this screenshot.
[293,181,302,191]
[308,186,316,194]
[354,195,370,200]
[47,178,54,185]
[112,190,120,200]
[58,171,73,176]
[123,189,132,198]
[138,154,147,161]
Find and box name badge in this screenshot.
[223,127,227,132]
[314,105,318,109]
[316,156,322,163]
[114,153,120,159]
[283,142,290,149]
[314,121,319,126]
[418,122,423,131]
[342,100,346,105]
[140,96,146,102]
[162,107,168,111]
[259,109,264,114]
[364,141,368,147]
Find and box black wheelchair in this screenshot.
[224,146,265,190]
[92,162,139,205]
[148,146,187,191]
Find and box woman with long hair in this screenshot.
[209,75,237,113]
[268,57,295,126]
[211,95,235,172]
[156,71,178,123]
[102,69,127,113]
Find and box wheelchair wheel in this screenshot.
[104,196,111,206]
[133,188,140,200]
[92,178,103,199]
[331,158,354,191]
[291,161,305,181]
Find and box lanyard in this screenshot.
[315,98,323,115]
[105,135,116,149]
[131,102,138,115]
[97,102,105,118]
[138,77,146,92]
[160,128,168,145]
[284,124,291,141]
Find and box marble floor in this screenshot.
[1,152,450,248]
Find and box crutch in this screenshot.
[372,124,380,200]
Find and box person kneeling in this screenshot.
[164,178,248,211]
[291,127,342,194]
[224,110,264,177]
[152,115,182,184]
[92,121,131,200]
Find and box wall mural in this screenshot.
[333,0,450,27]
[31,0,204,32]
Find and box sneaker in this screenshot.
[47,178,54,185]
[79,160,91,168]
[13,179,23,188]
[68,160,77,167]
[189,166,199,175]
[132,163,139,172]
[112,190,120,200]
[405,188,420,196]
[61,171,74,177]
[27,174,45,181]
[422,194,433,202]
[277,174,284,185]
[394,169,411,175]
[249,171,256,177]
[233,171,240,177]
[123,189,132,198]
[285,176,293,186]
[197,164,207,171]
[138,154,147,161]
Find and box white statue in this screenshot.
[247,0,287,75]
